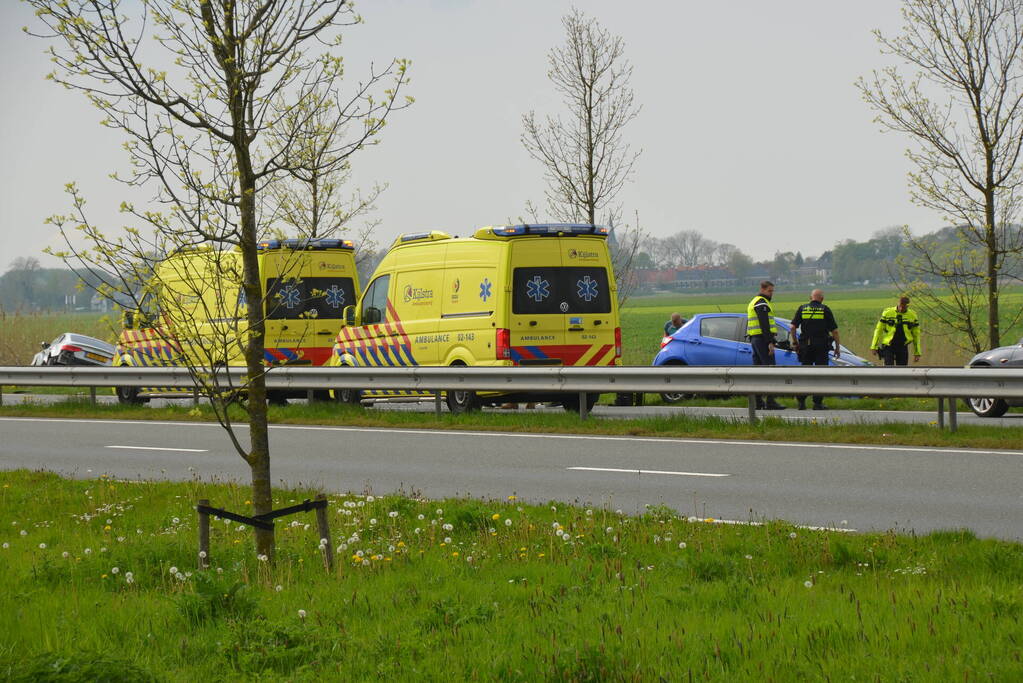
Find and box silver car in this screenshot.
[965,337,1023,417]
[31,333,116,367]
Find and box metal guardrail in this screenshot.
[1,365,1020,430]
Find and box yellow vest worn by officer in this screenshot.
[747,295,777,337]
[870,306,921,355]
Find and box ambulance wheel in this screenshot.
[333,387,363,405]
[561,393,599,413]
[446,389,481,414]
[116,386,148,405]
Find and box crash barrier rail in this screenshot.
[1,365,1020,431]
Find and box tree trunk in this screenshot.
[985,190,1000,349]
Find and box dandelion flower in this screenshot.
[605,527,614,534]
[298,609,307,618]
[198,550,207,559]
[414,528,421,534]
[388,511,398,518]
[38,543,47,550]
[106,519,113,525]
[216,567,223,574]
[169,566,178,575]
[444,537,452,544]
[452,551,459,557]
[366,496,375,502]
[435,508,443,515]
[491,513,500,521]
[62,551,69,558]
[111,567,119,574]
[175,572,185,581]
[678,542,687,549]
[84,548,92,555]
[369,518,377,526]
[417,514,425,520]
[319,538,328,547]
[361,559,369,566]
[586,509,593,516]
[125,571,133,580]
[275,585,283,592]
[257,554,268,562]
[172,517,180,524]
[508,495,517,501]
[19,530,27,537]
[552,522,560,529]
[804,580,813,588]
[388,545,395,552]
[356,550,364,557]
[2,543,8,549]
[442,523,453,531]
[687,516,698,523]
[789,532,797,539]
[504,519,512,527]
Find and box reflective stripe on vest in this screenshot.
[747,295,776,336]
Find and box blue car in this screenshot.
[653,313,868,402]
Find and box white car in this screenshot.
[31,333,116,367]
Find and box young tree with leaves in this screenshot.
[858,0,1023,349]
[29,0,410,557]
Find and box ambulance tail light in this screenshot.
[496,328,512,361]
[60,344,83,353]
[614,327,622,358]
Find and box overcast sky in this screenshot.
[0,0,942,273]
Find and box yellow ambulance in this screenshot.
[329,223,621,412]
[115,238,360,404]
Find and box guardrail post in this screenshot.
[949,397,958,433]
[315,493,334,571]
[434,392,442,418]
[0,385,4,407]
[197,498,210,570]
[89,386,97,405]
[747,394,757,424]
[578,391,588,420]
[192,388,199,406]
[937,398,945,429]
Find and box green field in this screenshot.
[0,309,117,367]
[620,287,1023,367]
[1,470,1020,680]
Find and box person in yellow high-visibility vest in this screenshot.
[747,280,785,410]
[870,295,921,366]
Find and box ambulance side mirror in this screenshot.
[343,305,356,327]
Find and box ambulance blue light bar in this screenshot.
[259,238,355,250]
[490,223,609,236]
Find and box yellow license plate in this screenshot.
[85,352,109,362]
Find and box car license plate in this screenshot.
[85,352,108,362]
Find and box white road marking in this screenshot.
[106,445,208,453]
[568,466,729,478]
[2,417,1021,457]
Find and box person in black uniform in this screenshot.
[789,288,840,410]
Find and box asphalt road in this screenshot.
[5,392,1023,427]
[1,416,1020,540]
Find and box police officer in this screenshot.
[747,280,784,410]
[790,289,840,410]
[870,295,921,366]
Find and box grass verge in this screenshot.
[1,470,1020,680]
[2,398,1023,451]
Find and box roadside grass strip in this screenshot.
[4,399,1023,451]
[0,470,1020,680]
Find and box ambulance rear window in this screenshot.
[512,267,611,315]
[265,277,356,320]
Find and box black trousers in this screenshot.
[798,339,830,406]
[881,345,909,366]
[751,335,775,407]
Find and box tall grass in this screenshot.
[0,470,1020,680]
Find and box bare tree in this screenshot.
[521,8,640,226]
[29,0,409,557]
[858,0,1023,348]
[660,230,712,268]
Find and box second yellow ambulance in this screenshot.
[329,223,621,411]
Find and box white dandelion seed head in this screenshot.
[435,509,443,515]
[62,551,70,558]
[298,609,307,618]
[356,550,364,557]
[38,543,47,549]
[84,548,92,554]
[505,519,512,526]
[804,580,813,588]
[111,567,119,574]
[169,566,178,575]
[678,542,687,549]
[198,550,207,559]
[171,517,179,524]
[357,501,365,507]
[414,528,421,534]
[366,496,375,502]
[106,519,113,525]
[388,511,398,518]
[443,537,452,544]
[466,556,473,563]
[275,585,283,592]
[442,523,453,531]
[586,509,593,516]
[369,519,377,526]
[1,543,8,550]
[417,514,425,520]
[562,534,571,542]
[19,530,27,536]
[99,547,107,553]
[175,572,185,581]
[361,559,370,566]
[339,543,348,551]
[745,554,753,560]
[125,572,133,580]
[257,554,268,562]
[615,509,624,516]
[125,576,134,584]
[606,527,614,534]
[688,516,698,523]
[789,532,797,539]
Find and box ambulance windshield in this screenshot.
[265,276,356,320]
[512,267,611,315]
